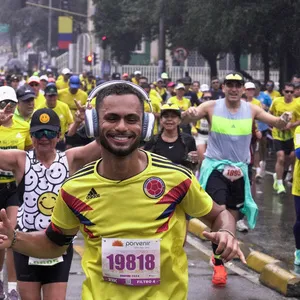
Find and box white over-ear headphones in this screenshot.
[85,80,155,141]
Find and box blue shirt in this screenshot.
[256,92,272,131]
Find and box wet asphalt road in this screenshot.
[239,156,296,272]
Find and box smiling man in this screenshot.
[0,107,101,300]
[0,81,249,300]
[182,72,293,286]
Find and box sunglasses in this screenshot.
[284,90,294,94]
[31,130,58,139]
[203,97,212,100]
[0,100,17,109]
[30,83,39,87]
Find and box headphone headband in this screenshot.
[87,80,152,112]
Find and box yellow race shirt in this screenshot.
[250,98,261,107]
[58,88,88,118]
[168,96,191,111]
[293,126,300,196]
[51,151,213,300]
[156,87,166,98]
[34,93,46,108]
[144,97,161,135]
[56,79,69,90]
[150,89,162,104]
[0,120,32,182]
[131,77,139,85]
[269,97,300,141]
[264,90,281,100]
[36,100,74,139]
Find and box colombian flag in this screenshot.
[58,16,73,49]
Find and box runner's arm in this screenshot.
[181,100,213,123]
[252,103,287,129]
[0,209,78,258]
[0,150,26,180]
[66,141,102,175]
[200,202,235,234]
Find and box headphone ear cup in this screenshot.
[85,108,99,138]
[142,112,155,141]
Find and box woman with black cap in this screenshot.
[144,103,198,170]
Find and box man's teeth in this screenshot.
[114,136,129,140]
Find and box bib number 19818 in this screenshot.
[106,254,155,271]
[102,238,160,286]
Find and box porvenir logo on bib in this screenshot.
[143,177,165,199]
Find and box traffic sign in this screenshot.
[173,47,188,62]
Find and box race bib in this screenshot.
[222,166,243,182]
[200,119,209,131]
[102,238,160,286]
[28,256,64,266]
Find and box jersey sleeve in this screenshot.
[294,126,300,149]
[51,187,80,230]
[179,174,213,218]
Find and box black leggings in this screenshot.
[294,196,300,249]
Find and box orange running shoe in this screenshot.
[212,265,227,286]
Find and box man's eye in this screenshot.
[127,117,138,123]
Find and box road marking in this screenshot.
[186,234,260,285]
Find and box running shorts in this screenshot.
[14,244,73,284]
[205,170,245,210]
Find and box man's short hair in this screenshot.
[95,83,145,113]
[211,76,219,82]
[284,82,295,89]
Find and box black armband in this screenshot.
[46,222,75,246]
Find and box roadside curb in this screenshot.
[188,218,300,297]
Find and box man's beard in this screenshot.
[97,131,141,157]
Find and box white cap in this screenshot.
[0,86,18,103]
[244,82,256,89]
[40,75,48,82]
[62,68,72,75]
[134,70,141,75]
[28,76,40,84]
[200,84,210,92]
[175,83,185,90]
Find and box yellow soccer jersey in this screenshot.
[34,93,46,108]
[293,126,300,196]
[0,120,31,182]
[58,88,88,118]
[56,79,69,90]
[264,90,281,100]
[51,151,213,300]
[269,97,300,141]
[168,96,191,111]
[36,100,74,139]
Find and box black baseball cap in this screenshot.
[112,72,121,80]
[30,108,60,133]
[11,74,19,81]
[16,85,35,101]
[44,83,58,95]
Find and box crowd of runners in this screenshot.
[0,66,299,299]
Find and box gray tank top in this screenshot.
[205,98,252,163]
